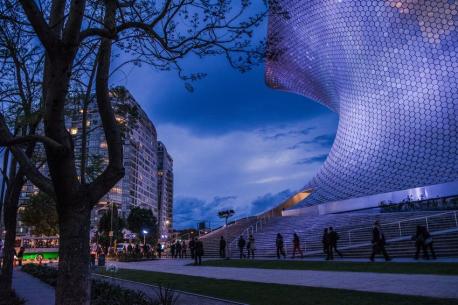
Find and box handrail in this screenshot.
[347,210,457,235]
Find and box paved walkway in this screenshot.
[12,268,243,305]
[112,259,458,299]
[13,269,54,305]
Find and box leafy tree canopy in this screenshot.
[20,192,58,236]
[127,207,157,244]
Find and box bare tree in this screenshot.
[0,9,45,296]
[0,1,268,304]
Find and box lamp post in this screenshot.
[142,229,148,245]
[217,209,235,259]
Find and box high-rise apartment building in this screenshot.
[157,141,173,240]
[18,87,172,235]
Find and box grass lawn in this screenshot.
[98,269,458,305]
[199,259,458,275]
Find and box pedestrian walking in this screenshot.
[292,233,303,258]
[189,238,196,259]
[176,240,182,258]
[219,236,227,258]
[414,225,436,260]
[17,247,25,266]
[238,235,246,259]
[322,228,329,259]
[247,235,255,259]
[156,243,163,259]
[194,239,204,265]
[327,227,343,260]
[181,241,187,258]
[276,233,286,259]
[171,242,176,258]
[370,221,391,262]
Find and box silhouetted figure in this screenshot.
[322,228,329,259]
[327,227,343,260]
[238,235,246,259]
[181,241,187,258]
[219,236,226,258]
[171,242,176,258]
[276,233,286,259]
[292,233,303,258]
[414,225,437,260]
[176,241,182,258]
[247,235,255,259]
[17,247,25,266]
[194,239,204,265]
[189,238,196,259]
[422,227,436,260]
[156,243,162,259]
[370,221,391,262]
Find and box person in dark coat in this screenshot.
[170,242,176,258]
[276,233,286,259]
[175,241,182,259]
[181,241,187,258]
[156,243,163,259]
[237,235,246,259]
[247,235,255,259]
[422,226,436,260]
[292,233,303,258]
[219,236,227,258]
[16,247,24,266]
[189,238,196,259]
[414,225,436,260]
[370,221,391,262]
[194,239,204,265]
[322,228,329,259]
[327,227,343,260]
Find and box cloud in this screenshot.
[174,189,296,229]
[162,117,338,230]
[296,154,328,165]
[289,134,336,150]
[250,189,295,215]
[262,127,316,140]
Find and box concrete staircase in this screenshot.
[225,210,458,259]
[200,217,258,258]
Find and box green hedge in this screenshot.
[21,264,163,305]
[0,289,25,305]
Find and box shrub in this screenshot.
[21,263,58,286]
[21,264,174,305]
[0,289,25,305]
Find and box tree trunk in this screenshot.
[0,174,24,297]
[55,194,92,305]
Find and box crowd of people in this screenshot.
[167,238,204,265]
[231,220,437,262]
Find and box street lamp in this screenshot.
[142,229,148,245]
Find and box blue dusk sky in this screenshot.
[112,6,339,230]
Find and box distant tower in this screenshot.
[157,141,174,240]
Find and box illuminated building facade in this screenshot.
[157,141,174,240]
[266,0,458,212]
[19,88,167,230]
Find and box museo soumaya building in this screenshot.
[266,0,458,215]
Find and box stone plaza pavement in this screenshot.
[112,259,458,299]
[13,270,55,305]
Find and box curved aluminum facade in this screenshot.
[266,0,458,206]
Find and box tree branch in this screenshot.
[87,0,124,204]
[17,0,59,54]
[0,134,65,151]
[0,113,54,195]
